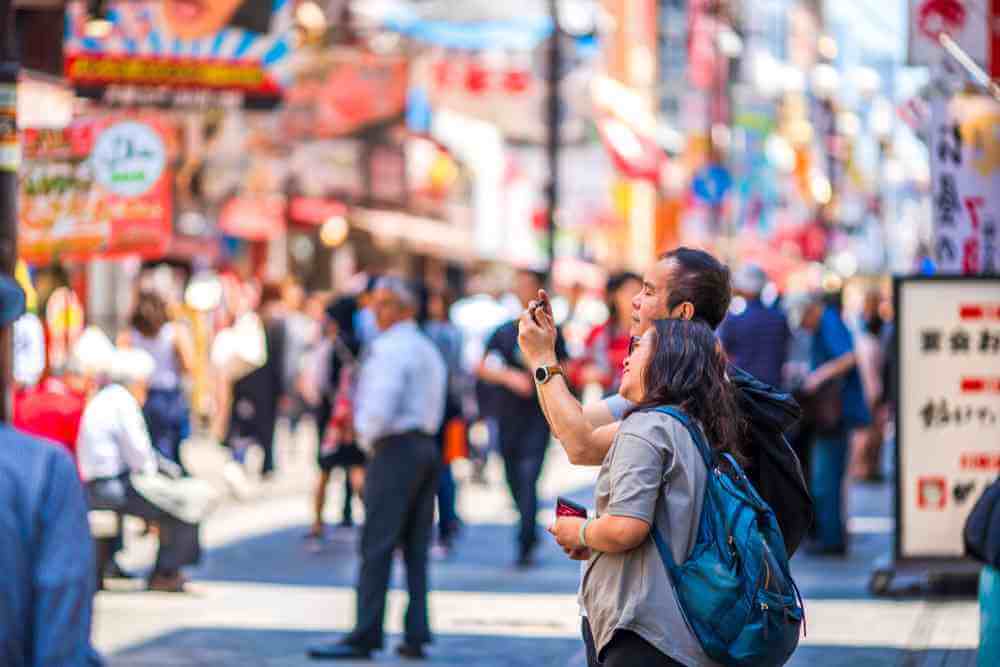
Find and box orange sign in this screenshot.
[19,115,175,266]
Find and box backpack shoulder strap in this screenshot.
[649,406,715,470]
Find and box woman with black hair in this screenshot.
[572,272,642,394]
[306,296,367,543]
[549,319,740,667]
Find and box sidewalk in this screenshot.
[93,423,978,666]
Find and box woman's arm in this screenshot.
[550,514,650,554]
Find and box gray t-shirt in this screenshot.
[580,409,719,667]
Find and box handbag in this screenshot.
[130,472,221,525]
[964,476,1000,568]
[799,379,843,436]
[211,312,268,382]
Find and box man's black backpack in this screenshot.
[964,477,1000,568]
[730,366,814,556]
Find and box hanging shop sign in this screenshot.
[930,93,1000,274]
[64,0,295,109]
[19,115,174,265]
[282,49,409,140]
[219,194,286,241]
[908,0,1000,77]
[895,276,1000,560]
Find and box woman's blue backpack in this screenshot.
[650,406,804,666]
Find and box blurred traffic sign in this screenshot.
[692,165,732,206]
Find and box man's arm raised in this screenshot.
[518,296,618,466]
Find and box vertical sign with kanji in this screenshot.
[898,278,1000,559]
[930,94,1000,274]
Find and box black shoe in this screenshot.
[396,644,426,660]
[307,641,372,661]
[515,554,536,570]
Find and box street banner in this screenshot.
[64,0,295,108]
[19,115,175,266]
[908,0,1000,77]
[896,277,1000,559]
[282,49,409,140]
[929,93,1000,274]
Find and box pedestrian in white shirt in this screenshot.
[78,348,201,593]
[308,277,447,662]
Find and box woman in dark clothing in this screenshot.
[307,296,367,540]
[226,282,287,478]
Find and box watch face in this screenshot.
[535,367,548,383]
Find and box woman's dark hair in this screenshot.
[628,319,744,461]
[131,290,168,338]
[661,247,732,330]
[326,296,361,356]
[606,271,641,324]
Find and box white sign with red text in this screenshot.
[897,278,1000,559]
[909,0,1000,77]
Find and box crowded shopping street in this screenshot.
[1,1,999,666]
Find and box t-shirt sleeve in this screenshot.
[820,310,854,359]
[604,394,633,421]
[605,433,667,524]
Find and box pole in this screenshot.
[0,0,17,423]
[545,0,561,275]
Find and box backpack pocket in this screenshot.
[728,589,802,666]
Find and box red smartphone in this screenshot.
[556,496,588,518]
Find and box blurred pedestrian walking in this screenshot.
[225,282,287,479]
[305,295,366,543]
[478,268,569,568]
[849,289,888,482]
[308,277,446,661]
[798,292,871,556]
[423,287,470,554]
[718,264,790,389]
[120,290,195,472]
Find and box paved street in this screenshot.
[94,423,979,666]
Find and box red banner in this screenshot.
[19,114,175,265]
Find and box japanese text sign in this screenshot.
[930,94,1000,274]
[897,277,1000,559]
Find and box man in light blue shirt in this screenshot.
[309,277,446,662]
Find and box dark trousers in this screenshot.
[582,619,684,667]
[811,431,849,550]
[498,419,549,558]
[143,388,189,471]
[437,463,458,542]
[87,475,201,575]
[347,433,439,650]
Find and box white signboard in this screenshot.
[930,94,1000,274]
[898,277,1000,559]
[908,0,998,77]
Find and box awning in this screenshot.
[219,196,286,241]
[351,207,476,261]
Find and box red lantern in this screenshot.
[465,61,489,94]
[503,69,530,93]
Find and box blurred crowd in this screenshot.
[2,253,895,662]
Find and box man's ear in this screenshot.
[669,301,695,321]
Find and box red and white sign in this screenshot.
[930,94,1000,274]
[19,115,175,266]
[219,195,286,241]
[898,278,1000,558]
[909,0,1000,77]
